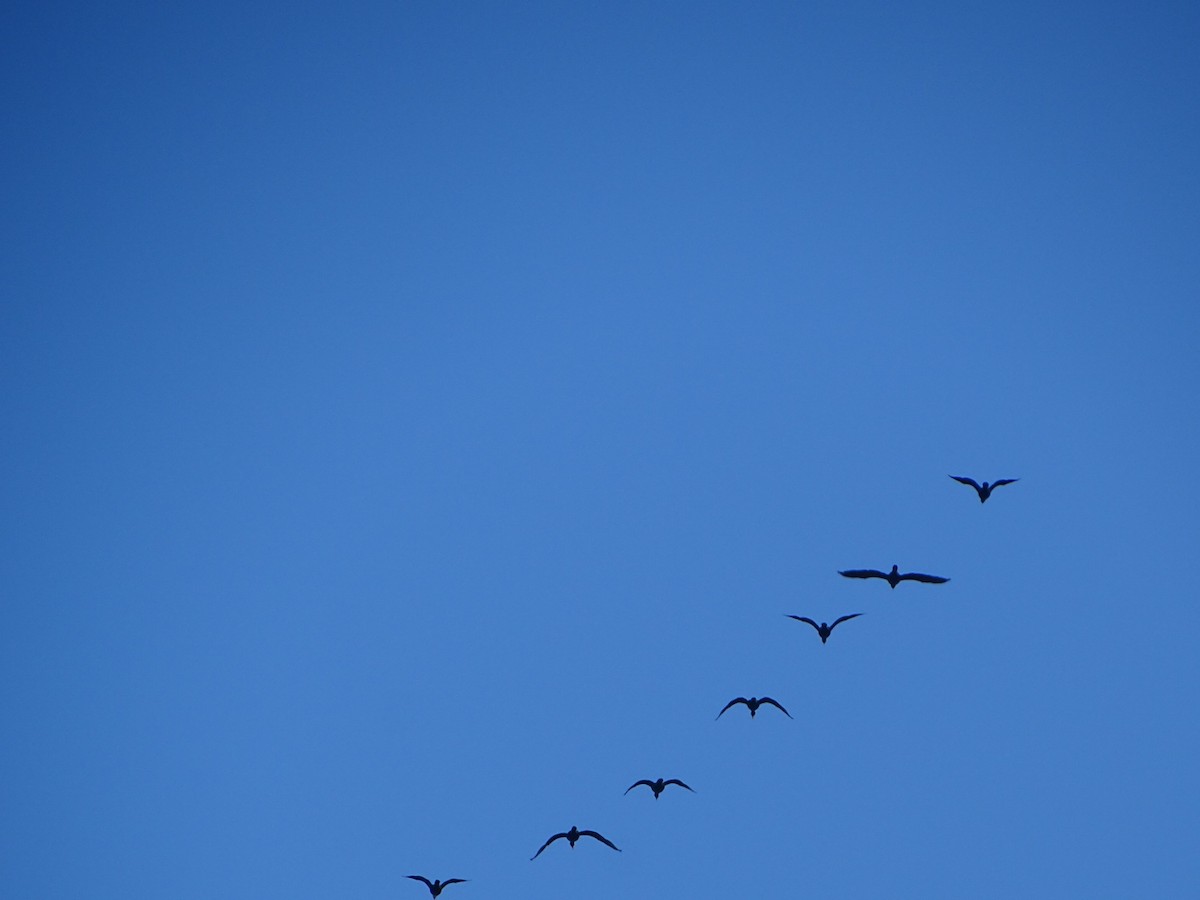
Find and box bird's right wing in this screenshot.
[786,615,821,632]
[624,780,654,795]
[579,830,621,852]
[441,880,468,887]
[716,697,748,719]
[949,475,982,489]
[900,572,949,584]
[759,696,793,718]
[839,569,886,580]
[830,613,862,629]
[991,478,1019,488]
[664,778,695,792]
[407,876,433,888]
[530,833,567,860]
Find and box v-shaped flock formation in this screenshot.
[406,473,1017,893]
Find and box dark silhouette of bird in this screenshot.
[406,876,467,897]
[786,613,862,643]
[530,826,621,860]
[949,475,1018,503]
[716,696,792,719]
[624,777,695,799]
[838,565,949,588]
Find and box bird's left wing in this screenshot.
[664,778,695,792]
[786,615,821,632]
[991,478,1019,488]
[830,613,862,629]
[716,697,747,719]
[530,832,567,860]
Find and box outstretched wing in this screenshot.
[407,876,434,888]
[839,569,887,580]
[758,696,793,718]
[898,572,949,584]
[579,830,621,852]
[441,880,468,887]
[830,613,862,629]
[663,778,695,792]
[786,615,821,633]
[624,780,655,795]
[716,697,749,719]
[530,832,568,860]
[991,478,1019,488]
[949,475,982,490]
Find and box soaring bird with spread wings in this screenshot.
[406,876,467,897]
[838,565,949,589]
[949,475,1018,503]
[716,696,792,719]
[786,613,862,643]
[530,826,621,860]
[624,777,695,799]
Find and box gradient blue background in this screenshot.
[3,2,1199,897]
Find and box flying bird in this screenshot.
[530,826,621,860]
[786,613,862,643]
[838,565,949,589]
[406,876,467,897]
[624,777,695,799]
[949,475,1019,503]
[716,696,792,720]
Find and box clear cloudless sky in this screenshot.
[3,2,1199,897]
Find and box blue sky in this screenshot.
[3,2,1199,897]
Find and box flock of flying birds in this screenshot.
[405,474,1018,895]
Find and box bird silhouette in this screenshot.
[838,565,949,588]
[716,696,792,719]
[530,826,621,860]
[406,876,467,897]
[624,777,695,799]
[949,475,1018,503]
[786,613,862,643]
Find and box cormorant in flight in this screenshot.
[530,826,621,860]
[716,696,792,719]
[786,613,862,643]
[838,565,948,588]
[624,777,695,799]
[406,876,467,897]
[949,475,1018,503]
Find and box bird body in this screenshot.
[949,475,1018,503]
[716,696,792,719]
[786,613,861,643]
[530,826,621,860]
[407,876,467,897]
[838,565,948,589]
[624,777,695,799]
